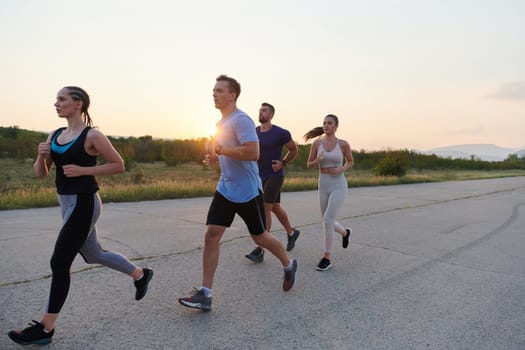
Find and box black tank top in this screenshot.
[50,126,99,194]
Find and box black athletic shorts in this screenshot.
[262,176,284,204]
[206,191,266,235]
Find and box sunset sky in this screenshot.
[1,0,524,151]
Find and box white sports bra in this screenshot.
[318,139,343,168]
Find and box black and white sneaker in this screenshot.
[178,288,212,311]
[316,258,332,271]
[245,247,264,263]
[343,228,351,249]
[8,320,54,346]
[134,268,154,301]
[286,228,300,251]
[283,259,298,291]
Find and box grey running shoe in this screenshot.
[178,288,212,311]
[245,247,264,263]
[316,258,332,271]
[343,228,352,249]
[134,268,154,301]
[283,259,298,291]
[286,228,300,251]
[8,320,54,346]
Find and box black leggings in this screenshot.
[46,193,137,313]
[47,194,94,313]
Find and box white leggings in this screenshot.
[318,173,347,253]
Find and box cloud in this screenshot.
[486,82,525,101]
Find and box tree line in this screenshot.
[2,126,525,174]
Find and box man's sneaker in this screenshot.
[316,257,332,271]
[178,288,212,311]
[135,268,154,301]
[8,320,54,346]
[283,259,298,291]
[343,228,352,249]
[245,247,264,263]
[286,228,300,251]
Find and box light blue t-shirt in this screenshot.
[215,109,263,203]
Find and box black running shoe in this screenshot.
[245,247,264,263]
[286,228,300,251]
[8,320,54,346]
[316,257,332,271]
[283,259,298,291]
[343,228,352,249]
[178,288,212,311]
[135,268,154,301]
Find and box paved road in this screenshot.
[1,177,525,349]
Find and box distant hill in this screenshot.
[424,144,525,161]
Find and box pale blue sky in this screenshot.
[1,0,524,151]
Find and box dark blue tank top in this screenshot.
[50,126,99,194]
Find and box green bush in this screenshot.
[165,158,179,167]
[374,152,408,177]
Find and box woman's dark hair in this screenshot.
[216,74,241,100]
[303,114,339,142]
[64,86,93,126]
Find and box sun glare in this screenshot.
[207,125,218,138]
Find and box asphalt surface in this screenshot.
[1,177,525,350]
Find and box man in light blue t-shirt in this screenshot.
[178,75,298,311]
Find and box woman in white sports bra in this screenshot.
[304,114,354,271]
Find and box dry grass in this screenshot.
[1,158,524,210]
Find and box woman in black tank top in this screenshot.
[8,87,153,346]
